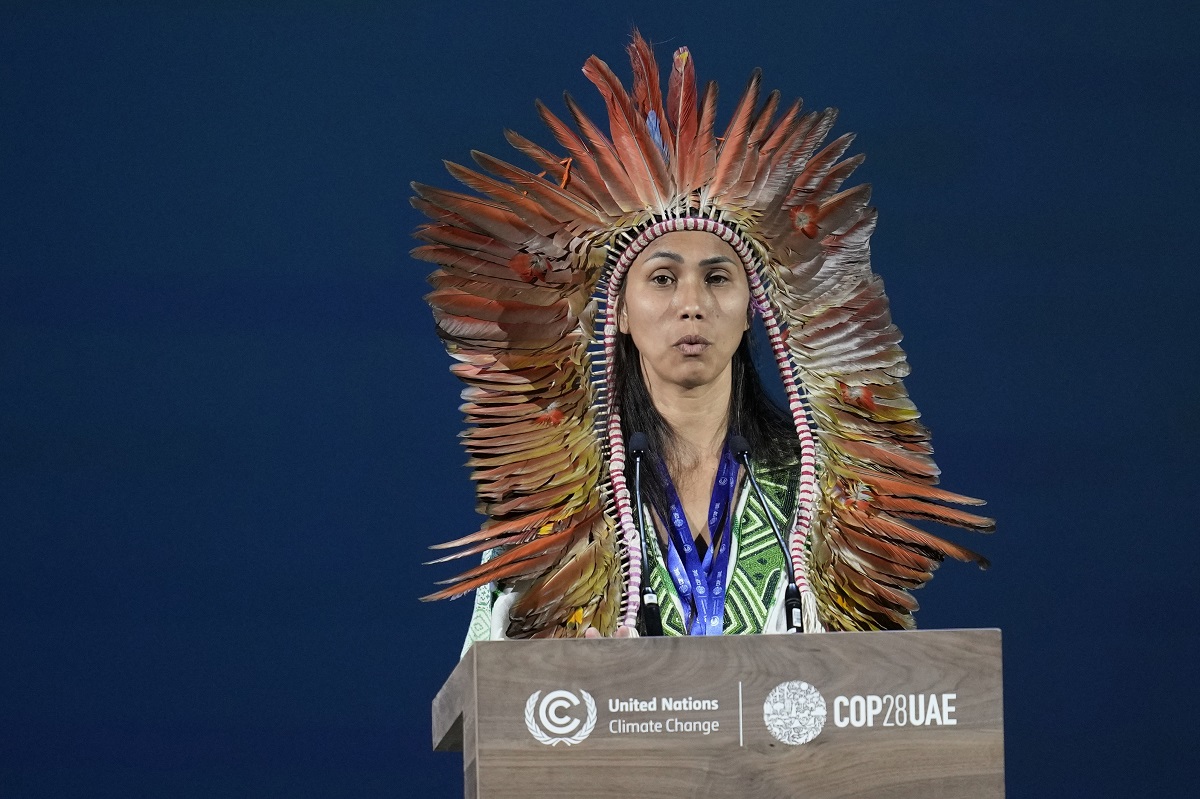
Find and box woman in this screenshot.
[601,229,805,638]
[413,33,993,646]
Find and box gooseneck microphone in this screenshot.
[628,432,663,636]
[729,435,804,633]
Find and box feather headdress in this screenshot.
[413,32,992,637]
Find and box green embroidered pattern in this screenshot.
[646,464,799,635]
[461,549,498,656]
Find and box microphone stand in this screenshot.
[628,432,663,636]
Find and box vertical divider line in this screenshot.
[738,681,744,747]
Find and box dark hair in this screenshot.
[612,327,801,524]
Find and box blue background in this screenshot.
[3,2,1197,796]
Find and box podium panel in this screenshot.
[434,629,1003,799]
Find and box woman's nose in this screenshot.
[676,276,705,318]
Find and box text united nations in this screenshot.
[609,696,719,713]
[608,696,721,736]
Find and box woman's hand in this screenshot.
[583,625,639,638]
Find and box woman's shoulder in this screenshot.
[745,457,803,513]
[751,454,802,483]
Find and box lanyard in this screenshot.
[659,444,740,635]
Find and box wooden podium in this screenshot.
[433,629,1004,798]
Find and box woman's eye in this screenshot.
[651,274,673,285]
[706,272,730,285]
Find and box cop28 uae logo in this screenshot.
[524,689,597,746]
[763,680,827,745]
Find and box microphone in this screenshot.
[729,435,804,633]
[628,432,663,637]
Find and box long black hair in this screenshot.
[612,326,802,527]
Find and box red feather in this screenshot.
[582,55,671,208]
[627,30,669,158]
[666,47,698,187]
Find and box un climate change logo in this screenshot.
[524,689,597,746]
[763,681,827,745]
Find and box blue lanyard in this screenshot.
[659,444,739,635]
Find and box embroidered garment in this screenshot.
[648,464,798,636]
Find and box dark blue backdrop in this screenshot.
[3,2,1197,796]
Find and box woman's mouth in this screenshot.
[673,335,711,356]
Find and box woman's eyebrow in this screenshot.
[642,249,683,263]
[641,251,736,266]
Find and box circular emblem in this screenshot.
[524,689,597,746]
[763,680,827,745]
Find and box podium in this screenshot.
[433,629,1004,798]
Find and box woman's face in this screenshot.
[618,230,751,393]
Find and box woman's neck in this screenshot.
[645,364,733,544]
[646,363,732,469]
